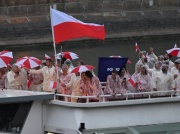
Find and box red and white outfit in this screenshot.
[104,75,121,94]
[29,66,57,92]
[80,76,103,96]
[58,73,72,94]
[29,73,43,91]
[135,73,152,93]
[66,74,82,102]
[0,73,6,89]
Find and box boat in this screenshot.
[1,89,180,134]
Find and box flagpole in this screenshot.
[60,46,63,67]
[50,6,59,85]
[137,43,141,53]
[50,6,56,56]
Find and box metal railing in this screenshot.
[0,0,179,23]
[54,90,180,103]
[27,4,49,21]
[7,5,29,23]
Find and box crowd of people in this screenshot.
[0,47,180,103]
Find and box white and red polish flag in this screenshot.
[128,75,136,88]
[50,81,57,90]
[135,43,139,52]
[50,8,106,44]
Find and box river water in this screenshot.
[8,35,180,75]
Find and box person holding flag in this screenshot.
[135,50,147,72]
[134,42,149,71]
[27,56,57,92]
[150,47,174,70]
[49,8,106,95]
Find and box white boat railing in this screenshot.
[54,90,180,103]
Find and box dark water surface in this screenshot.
[5,35,180,75]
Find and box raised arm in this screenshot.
[150,47,158,61]
[29,67,43,74]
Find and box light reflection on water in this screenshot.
[8,35,180,75]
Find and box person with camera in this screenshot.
[104,68,121,100]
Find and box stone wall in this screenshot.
[0,0,46,6]
[0,0,179,47]
[0,0,178,6]
[0,0,66,6]
[0,12,180,46]
[0,0,85,6]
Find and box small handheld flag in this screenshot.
[135,43,139,52]
[50,81,57,90]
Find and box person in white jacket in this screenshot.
[174,64,180,91]
[28,59,57,92]
[150,47,174,70]
[65,72,82,102]
[148,61,162,78]
[171,59,180,79]
[7,64,24,90]
[152,64,175,96]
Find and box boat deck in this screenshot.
[0,89,54,103]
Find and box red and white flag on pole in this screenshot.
[135,43,139,52]
[50,8,106,44]
[50,81,57,90]
[128,75,136,88]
